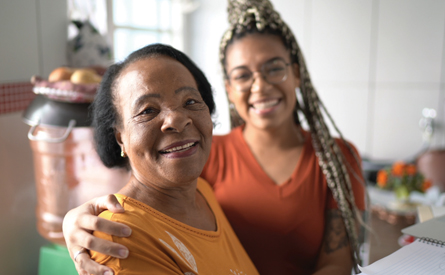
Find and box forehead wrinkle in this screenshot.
[114,66,146,100]
[175,86,200,95]
[118,65,159,109]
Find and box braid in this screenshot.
[220,0,367,270]
[298,48,361,260]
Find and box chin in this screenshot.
[250,118,282,130]
[169,173,202,186]
[166,162,205,183]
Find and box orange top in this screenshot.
[201,126,366,275]
[91,178,259,275]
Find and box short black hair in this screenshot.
[91,43,215,169]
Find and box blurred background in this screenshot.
[1,0,444,273]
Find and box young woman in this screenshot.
[63,0,367,274]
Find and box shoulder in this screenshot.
[96,194,159,228]
[211,126,243,147]
[206,126,243,166]
[332,137,366,209]
[333,137,361,163]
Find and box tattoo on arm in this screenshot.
[322,209,348,254]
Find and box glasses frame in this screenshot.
[227,58,292,93]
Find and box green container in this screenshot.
[38,244,77,275]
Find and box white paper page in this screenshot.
[358,240,445,275]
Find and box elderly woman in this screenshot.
[83,43,259,274]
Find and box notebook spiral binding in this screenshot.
[419,237,445,247]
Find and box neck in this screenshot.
[119,175,199,217]
[243,119,304,150]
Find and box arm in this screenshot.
[312,209,353,275]
[62,195,132,275]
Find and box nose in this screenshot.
[250,71,269,94]
[160,109,192,133]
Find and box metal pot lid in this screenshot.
[23,95,91,127]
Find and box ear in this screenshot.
[114,126,124,149]
[292,63,301,88]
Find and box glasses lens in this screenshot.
[229,68,252,92]
[263,59,288,84]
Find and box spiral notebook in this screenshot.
[401,214,445,243]
[358,215,445,275]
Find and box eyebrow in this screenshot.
[132,86,200,110]
[175,86,200,94]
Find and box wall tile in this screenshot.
[273,0,306,52]
[0,0,40,82]
[376,0,445,83]
[437,28,445,148]
[371,86,441,160]
[309,0,373,83]
[38,0,68,77]
[316,82,369,156]
[0,82,35,115]
[433,87,445,147]
[0,112,46,274]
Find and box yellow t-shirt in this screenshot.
[91,178,259,275]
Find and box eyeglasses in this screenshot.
[227,58,291,92]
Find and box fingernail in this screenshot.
[119,249,129,258]
[115,203,123,210]
[122,227,131,236]
[104,271,113,275]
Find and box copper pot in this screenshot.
[24,95,129,245]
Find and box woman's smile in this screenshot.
[159,140,200,158]
[249,97,282,115]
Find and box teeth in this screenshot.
[252,99,279,110]
[162,142,195,153]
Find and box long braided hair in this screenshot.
[219,0,367,270]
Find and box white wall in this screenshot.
[0,0,67,274]
[187,0,445,162]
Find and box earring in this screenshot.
[121,149,126,158]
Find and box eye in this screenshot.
[266,66,285,75]
[186,99,197,105]
[141,107,156,114]
[233,72,251,81]
[230,68,251,82]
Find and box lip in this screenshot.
[159,139,199,159]
[249,96,281,105]
[249,97,282,115]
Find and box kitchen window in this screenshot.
[107,0,184,62]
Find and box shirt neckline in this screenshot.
[114,182,221,238]
[234,125,310,187]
